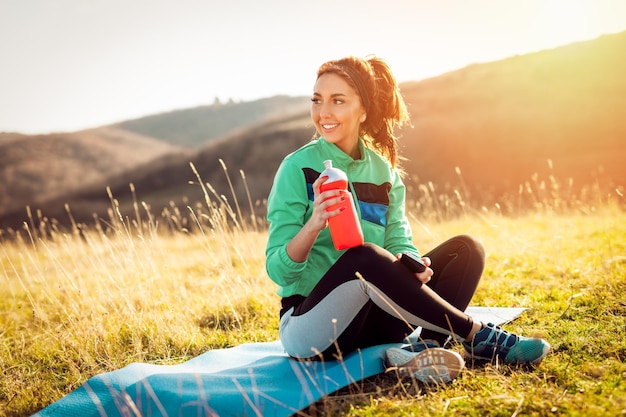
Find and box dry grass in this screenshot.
[1,166,625,416]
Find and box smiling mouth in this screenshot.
[322,124,338,129]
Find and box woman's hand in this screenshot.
[397,254,434,284]
[308,175,345,233]
[285,175,345,263]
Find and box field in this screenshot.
[1,183,625,416]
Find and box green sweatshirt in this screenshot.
[265,137,420,298]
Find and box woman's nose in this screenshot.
[319,103,332,118]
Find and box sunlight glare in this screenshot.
[529,0,607,48]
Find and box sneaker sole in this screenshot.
[385,347,465,384]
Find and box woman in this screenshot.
[265,55,549,383]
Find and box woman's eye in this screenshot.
[311,97,321,104]
[333,99,344,104]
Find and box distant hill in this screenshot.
[0,95,310,229]
[113,95,310,147]
[0,127,189,218]
[1,31,625,232]
[0,111,314,232]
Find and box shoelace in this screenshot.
[478,324,519,358]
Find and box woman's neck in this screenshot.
[339,138,361,160]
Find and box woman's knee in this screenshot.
[451,234,485,261]
[451,235,486,280]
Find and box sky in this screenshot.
[1,0,626,134]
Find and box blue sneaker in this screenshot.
[463,323,550,364]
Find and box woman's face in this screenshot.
[311,72,366,159]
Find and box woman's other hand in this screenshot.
[396,254,434,284]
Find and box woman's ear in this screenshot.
[359,112,367,123]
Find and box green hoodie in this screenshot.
[265,137,420,297]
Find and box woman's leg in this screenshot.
[419,235,485,345]
[279,243,475,360]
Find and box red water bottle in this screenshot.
[319,160,364,250]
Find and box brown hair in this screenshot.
[316,55,410,167]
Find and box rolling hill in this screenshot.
[0,127,189,219]
[113,95,310,147]
[397,31,626,206]
[1,31,625,233]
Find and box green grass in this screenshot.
[1,190,625,416]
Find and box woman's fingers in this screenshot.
[416,268,433,284]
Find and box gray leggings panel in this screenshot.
[279,278,451,359]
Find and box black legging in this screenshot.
[279,235,485,360]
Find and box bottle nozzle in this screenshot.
[323,160,333,170]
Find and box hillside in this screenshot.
[0,95,310,228]
[0,128,189,218]
[397,31,626,206]
[1,31,625,232]
[0,112,314,232]
[113,95,310,147]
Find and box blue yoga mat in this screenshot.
[33,307,526,417]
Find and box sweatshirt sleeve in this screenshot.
[383,169,421,258]
[265,158,308,287]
